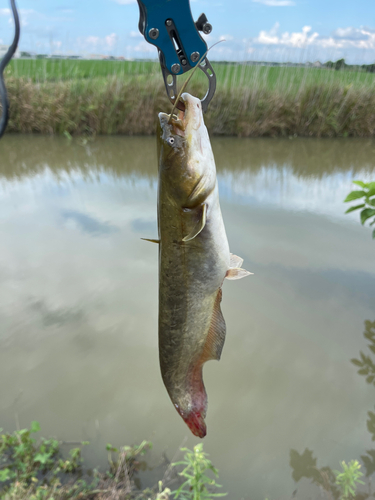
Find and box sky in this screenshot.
[0,0,374,64]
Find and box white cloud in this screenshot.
[76,34,120,54]
[0,8,11,15]
[252,0,295,6]
[129,30,142,38]
[256,24,319,47]
[132,41,155,53]
[84,36,100,46]
[332,26,371,42]
[105,33,118,48]
[113,0,136,4]
[253,23,375,51]
[318,26,375,50]
[237,22,375,64]
[219,34,234,41]
[333,27,363,40]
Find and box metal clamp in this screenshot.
[137,0,216,111]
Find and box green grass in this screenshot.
[0,422,223,500]
[7,58,375,91]
[3,59,375,137]
[7,59,159,81]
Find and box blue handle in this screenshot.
[138,0,208,75]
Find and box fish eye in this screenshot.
[167,137,175,146]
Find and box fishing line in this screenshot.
[0,0,20,140]
[168,39,225,123]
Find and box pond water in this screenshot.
[0,135,375,500]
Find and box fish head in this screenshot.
[157,93,217,209]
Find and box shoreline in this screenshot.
[4,76,375,138]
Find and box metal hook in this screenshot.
[197,57,216,113]
[162,56,216,113]
[0,0,20,140]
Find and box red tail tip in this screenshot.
[183,411,207,438]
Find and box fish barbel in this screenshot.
[156,93,252,438]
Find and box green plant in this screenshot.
[351,321,375,386]
[4,60,375,137]
[0,422,164,499]
[106,440,152,487]
[344,181,375,238]
[334,460,364,499]
[172,444,226,500]
[289,448,340,499]
[0,421,94,498]
[0,420,60,484]
[155,481,171,499]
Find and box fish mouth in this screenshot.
[167,93,203,138]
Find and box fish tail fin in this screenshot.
[183,409,207,438]
[178,364,208,438]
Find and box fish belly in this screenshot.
[158,187,229,432]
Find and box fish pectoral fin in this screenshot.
[229,253,244,268]
[182,204,207,242]
[201,288,226,362]
[141,238,160,244]
[225,268,253,280]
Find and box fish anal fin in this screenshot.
[225,268,253,280]
[182,204,207,242]
[230,253,243,268]
[141,238,160,244]
[201,288,226,362]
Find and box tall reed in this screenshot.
[2,61,375,137]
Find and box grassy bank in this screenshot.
[3,60,375,137]
[0,422,224,500]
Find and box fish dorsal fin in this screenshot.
[230,253,243,268]
[141,238,160,244]
[225,268,253,280]
[201,288,226,362]
[182,203,207,242]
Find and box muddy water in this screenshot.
[0,135,375,499]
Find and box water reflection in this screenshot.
[62,210,119,236]
[0,136,375,500]
[290,321,375,500]
[1,135,375,180]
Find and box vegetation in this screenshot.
[6,58,375,88]
[344,181,375,238]
[0,422,225,500]
[323,58,375,73]
[334,461,364,499]
[1,58,375,137]
[172,444,226,500]
[290,451,366,500]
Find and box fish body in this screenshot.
[156,93,251,438]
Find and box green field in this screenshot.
[8,58,375,91]
[8,58,158,81]
[3,59,375,137]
